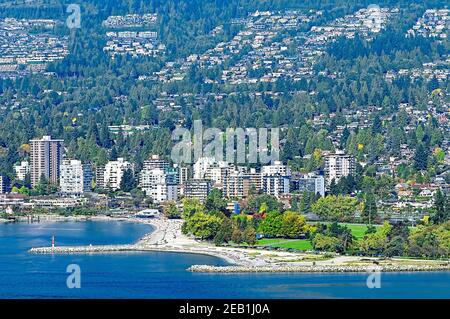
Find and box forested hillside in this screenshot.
[0,0,448,185]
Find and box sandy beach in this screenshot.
[132,217,450,270]
[26,214,450,272]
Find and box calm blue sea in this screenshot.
[0,220,449,299]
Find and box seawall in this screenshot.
[187,264,450,273]
[29,245,138,253]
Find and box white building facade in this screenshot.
[184,179,212,202]
[193,157,229,186]
[0,175,5,194]
[139,167,178,203]
[261,161,291,176]
[14,161,30,181]
[104,158,133,190]
[262,175,290,198]
[59,160,92,194]
[261,161,291,198]
[324,151,355,186]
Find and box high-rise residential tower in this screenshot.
[29,136,63,187]
[324,150,355,187]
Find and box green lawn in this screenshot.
[257,223,374,251]
[332,223,417,238]
[309,222,380,240]
[345,223,376,239]
[257,222,417,250]
[257,238,313,251]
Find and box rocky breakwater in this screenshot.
[188,264,450,273]
[29,244,137,254]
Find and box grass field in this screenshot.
[257,223,380,250]
[257,223,419,251]
[257,238,313,251]
[342,223,377,239]
[309,222,380,240]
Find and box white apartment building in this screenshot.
[173,165,189,198]
[261,161,291,176]
[205,166,230,187]
[104,158,133,190]
[14,161,30,181]
[177,165,190,185]
[261,161,291,198]
[193,157,215,179]
[59,160,92,194]
[142,155,171,171]
[95,165,106,189]
[0,175,5,194]
[193,157,229,186]
[262,175,290,198]
[324,151,355,186]
[184,179,212,202]
[139,168,178,203]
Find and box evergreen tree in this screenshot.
[372,115,382,134]
[431,189,448,224]
[329,179,338,195]
[120,169,136,192]
[362,192,378,224]
[340,127,350,149]
[413,144,428,171]
[205,188,228,216]
[110,147,118,161]
[99,122,113,148]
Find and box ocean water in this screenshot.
[0,221,449,299]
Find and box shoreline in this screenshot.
[24,214,450,273]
